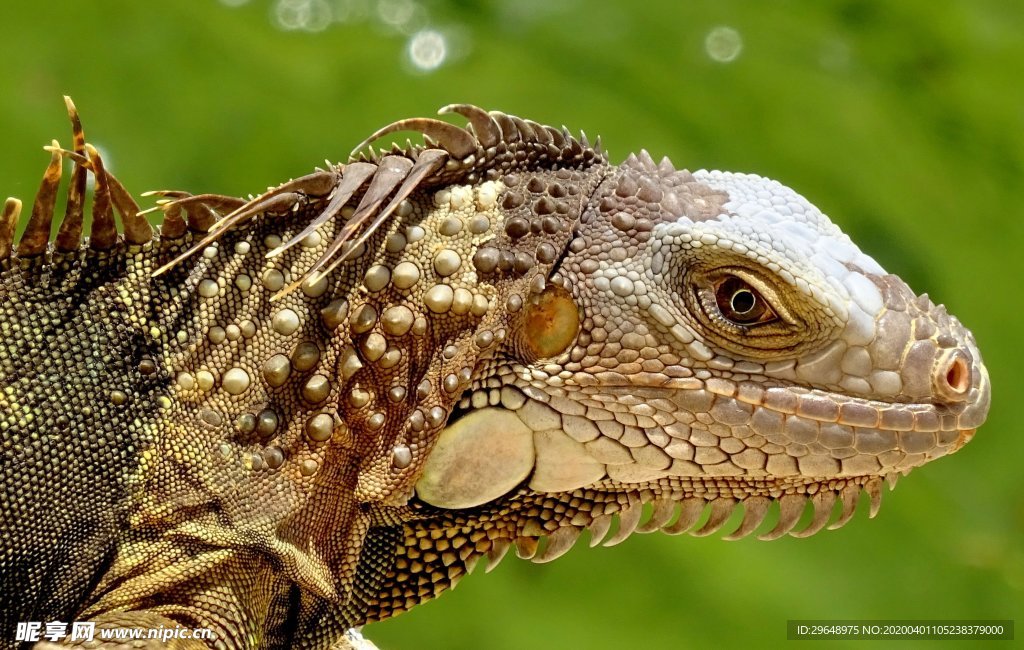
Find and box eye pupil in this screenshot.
[730,289,756,314]
[713,275,774,326]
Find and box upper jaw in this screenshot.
[575,343,989,481]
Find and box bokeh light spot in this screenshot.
[705,26,743,63]
[407,29,447,72]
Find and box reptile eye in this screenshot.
[714,276,776,326]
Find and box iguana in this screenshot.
[0,99,990,649]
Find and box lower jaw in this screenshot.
[406,472,897,571]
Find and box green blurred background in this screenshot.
[1,1,1020,648]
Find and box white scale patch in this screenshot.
[692,170,887,277]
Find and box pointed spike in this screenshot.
[266,161,377,261]
[532,527,582,564]
[63,97,85,151]
[866,477,883,518]
[827,483,862,531]
[637,499,676,533]
[463,553,481,574]
[17,141,63,256]
[579,130,590,149]
[638,149,656,170]
[520,118,541,142]
[603,504,643,547]
[884,472,899,491]
[350,117,476,159]
[658,156,675,175]
[525,120,551,144]
[662,498,706,535]
[509,116,535,141]
[491,113,520,143]
[690,497,737,537]
[567,137,584,157]
[790,490,837,538]
[484,539,511,572]
[545,126,566,148]
[723,496,773,541]
[55,98,88,252]
[758,494,808,541]
[85,143,117,251]
[514,536,539,560]
[587,514,613,547]
[0,198,22,260]
[593,135,603,155]
[105,168,152,244]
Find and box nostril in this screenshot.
[935,350,971,401]
[946,359,969,392]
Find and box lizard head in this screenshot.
[554,161,990,484]
[411,144,989,564]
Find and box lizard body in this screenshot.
[0,100,990,649]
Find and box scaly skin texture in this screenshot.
[0,100,990,649]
